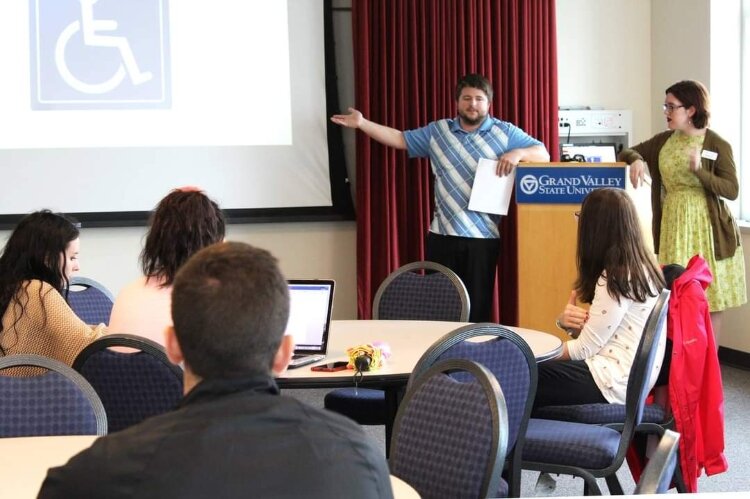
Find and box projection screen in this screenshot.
[0,0,352,227]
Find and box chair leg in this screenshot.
[673,460,688,493]
[605,474,624,495]
[582,475,602,496]
[384,387,401,458]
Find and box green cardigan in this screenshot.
[618,129,740,260]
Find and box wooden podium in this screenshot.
[515,162,627,340]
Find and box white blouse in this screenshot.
[566,274,666,404]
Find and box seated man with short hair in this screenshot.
[39,242,393,499]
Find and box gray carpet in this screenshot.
[283,364,750,496]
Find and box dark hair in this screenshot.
[454,73,493,101]
[575,188,665,304]
[141,189,225,287]
[0,210,80,354]
[662,264,686,290]
[666,80,710,129]
[171,241,290,378]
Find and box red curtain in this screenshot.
[353,0,559,323]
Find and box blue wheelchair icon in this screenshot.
[30,0,171,110]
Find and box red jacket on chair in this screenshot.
[668,255,727,492]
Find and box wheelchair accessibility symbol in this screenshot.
[30,0,171,110]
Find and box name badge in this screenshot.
[701,150,718,161]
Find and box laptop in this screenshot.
[285,279,335,369]
[560,143,617,163]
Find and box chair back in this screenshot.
[617,289,671,456]
[373,261,469,321]
[72,334,183,432]
[634,429,680,494]
[67,276,115,325]
[390,359,508,499]
[0,354,107,437]
[409,323,537,497]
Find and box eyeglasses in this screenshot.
[574,211,580,220]
[662,104,685,113]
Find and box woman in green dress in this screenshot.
[620,80,746,342]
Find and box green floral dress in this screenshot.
[658,131,747,311]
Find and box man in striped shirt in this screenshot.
[331,74,549,321]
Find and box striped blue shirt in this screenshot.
[403,116,543,238]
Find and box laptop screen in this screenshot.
[561,143,617,163]
[286,280,335,354]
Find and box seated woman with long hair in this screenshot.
[108,188,225,344]
[533,188,667,412]
[0,211,105,365]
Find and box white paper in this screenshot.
[468,158,516,215]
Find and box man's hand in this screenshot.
[496,149,524,176]
[330,107,364,129]
[629,159,647,188]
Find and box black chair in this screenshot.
[325,261,469,435]
[634,429,681,494]
[409,323,537,497]
[521,289,670,495]
[72,334,183,432]
[0,354,107,437]
[390,359,508,499]
[67,276,115,325]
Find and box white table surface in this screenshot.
[0,435,97,499]
[0,435,419,499]
[278,320,562,384]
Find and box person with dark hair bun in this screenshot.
[108,188,225,344]
[620,80,746,342]
[0,210,104,369]
[533,188,666,412]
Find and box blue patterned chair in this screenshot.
[390,359,508,499]
[0,354,107,437]
[634,429,681,495]
[521,289,671,495]
[72,334,183,432]
[324,261,469,441]
[408,323,536,497]
[533,292,686,492]
[67,276,115,325]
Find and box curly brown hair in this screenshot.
[141,189,225,287]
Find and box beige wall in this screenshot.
[556,0,652,143]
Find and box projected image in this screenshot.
[30,0,171,110]
[6,0,292,149]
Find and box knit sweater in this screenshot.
[0,280,105,373]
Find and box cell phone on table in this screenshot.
[310,361,348,372]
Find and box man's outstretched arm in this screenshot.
[331,107,407,150]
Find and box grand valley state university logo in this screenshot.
[29,0,171,110]
[519,175,540,195]
[515,167,626,204]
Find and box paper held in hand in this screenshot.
[468,158,516,215]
